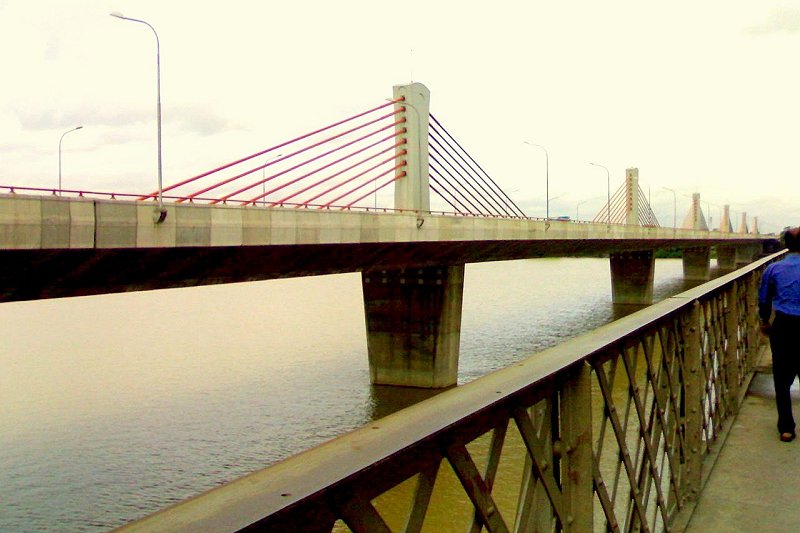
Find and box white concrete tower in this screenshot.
[682,193,708,230]
[719,204,733,233]
[737,212,749,234]
[625,168,640,225]
[392,82,430,214]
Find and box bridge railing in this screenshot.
[120,253,777,532]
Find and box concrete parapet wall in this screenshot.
[69,200,95,248]
[175,204,212,246]
[0,196,43,248]
[41,197,71,248]
[0,194,774,252]
[95,201,137,248]
[136,203,177,247]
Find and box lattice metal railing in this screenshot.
[118,253,779,533]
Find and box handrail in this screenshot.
[116,252,781,532]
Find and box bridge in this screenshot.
[0,82,774,391]
[0,81,785,530]
[111,252,779,532]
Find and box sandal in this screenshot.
[780,432,796,442]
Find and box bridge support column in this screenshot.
[610,250,655,305]
[682,247,710,281]
[362,265,463,388]
[735,245,758,268]
[716,246,736,271]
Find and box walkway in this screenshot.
[682,346,800,532]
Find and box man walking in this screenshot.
[759,227,800,442]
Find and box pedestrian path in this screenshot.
[682,347,800,532]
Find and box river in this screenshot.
[0,257,705,531]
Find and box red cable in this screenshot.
[137,97,405,200]
[186,111,404,203]
[245,137,406,206]
[210,120,405,204]
[316,160,406,208]
[341,172,405,209]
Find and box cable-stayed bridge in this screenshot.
[0,81,776,390]
[0,81,788,531]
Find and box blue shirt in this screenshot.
[759,253,800,321]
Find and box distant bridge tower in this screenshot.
[751,216,760,234]
[593,167,659,226]
[719,204,733,233]
[737,212,749,234]
[624,168,640,225]
[682,193,708,230]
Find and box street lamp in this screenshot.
[662,187,677,229]
[58,126,83,194]
[110,11,166,223]
[261,153,283,206]
[524,141,549,220]
[589,162,610,226]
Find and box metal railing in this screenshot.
[117,253,779,532]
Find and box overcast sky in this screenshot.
[1,1,798,233]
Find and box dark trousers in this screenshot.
[770,312,800,434]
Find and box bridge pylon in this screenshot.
[392,82,430,214]
[681,193,708,230]
[592,167,659,226]
[736,212,749,234]
[719,204,733,233]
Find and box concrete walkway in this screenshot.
[683,348,800,532]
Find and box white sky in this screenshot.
[1,1,798,233]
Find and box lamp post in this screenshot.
[662,187,677,229]
[524,142,549,220]
[58,126,83,194]
[110,11,166,223]
[589,162,610,226]
[261,153,283,206]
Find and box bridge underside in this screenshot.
[0,238,762,303]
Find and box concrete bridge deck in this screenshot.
[682,345,800,532]
[0,193,770,301]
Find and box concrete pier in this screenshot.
[716,246,737,271]
[362,265,464,388]
[610,250,655,305]
[682,246,711,281]
[736,244,759,268]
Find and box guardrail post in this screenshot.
[682,300,703,500]
[724,283,740,413]
[560,361,593,531]
[744,272,761,373]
